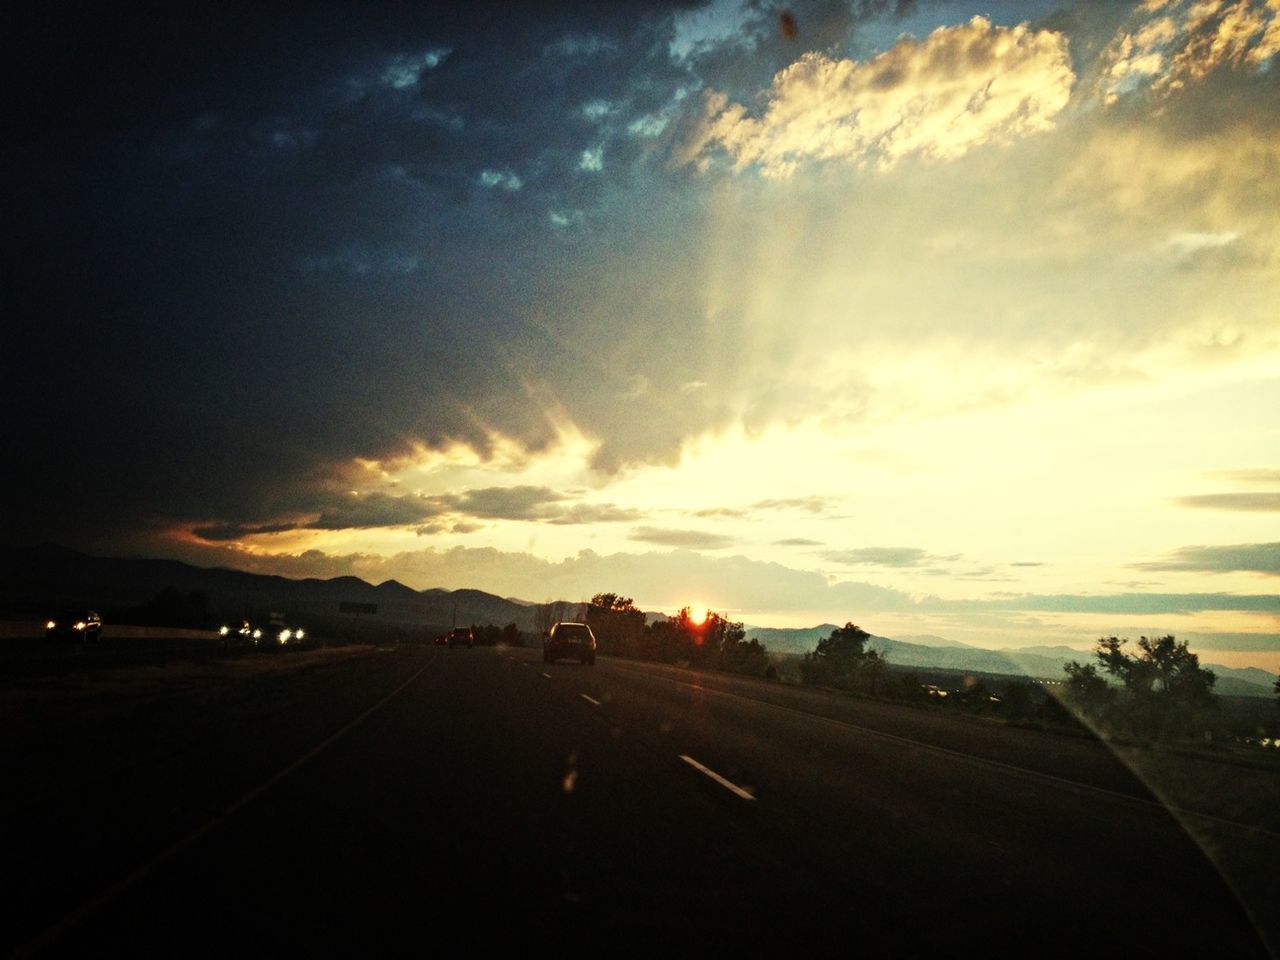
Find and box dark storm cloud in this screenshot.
[1134,543,1280,576]
[440,486,567,521]
[5,0,715,547]
[315,492,444,530]
[191,522,301,542]
[432,486,638,524]
[0,0,1097,554]
[190,485,638,537]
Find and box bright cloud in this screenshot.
[689,17,1074,177]
[1096,0,1280,102]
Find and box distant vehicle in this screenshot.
[434,633,449,646]
[219,619,262,649]
[45,610,102,642]
[267,612,307,648]
[544,621,596,665]
[447,627,473,648]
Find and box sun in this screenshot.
[687,604,708,625]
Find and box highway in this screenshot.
[5,644,1273,956]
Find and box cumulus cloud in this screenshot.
[687,17,1074,177]
[628,527,736,549]
[1134,542,1280,575]
[1096,0,1280,103]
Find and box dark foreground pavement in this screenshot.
[4,645,1274,957]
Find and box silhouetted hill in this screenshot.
[0,543,550,632]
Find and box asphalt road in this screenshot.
[5,644,1274,957]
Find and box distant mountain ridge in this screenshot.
[3,544,1274,696]
[744,622,1276,698]
[0,543,547,633]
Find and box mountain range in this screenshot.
[743,623,1276,698]
[3,544,1274,697]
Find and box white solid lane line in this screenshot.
[679,754,756,801]
[580,694,601,706]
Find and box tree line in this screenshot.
[578,593,774,679]
[549,593,1280,744]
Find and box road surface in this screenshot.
[4,644,1273,956]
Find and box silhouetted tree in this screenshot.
[799,622,886,693]
[586,592,645,658]
[1062,660,1115,722]
[1066,635,1216,739]
[1000,680,1038,723]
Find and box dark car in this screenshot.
[447,627,473,648]
[543,621,596,665]
[44,610,102,642]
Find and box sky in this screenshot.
[7,0,1279,669]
